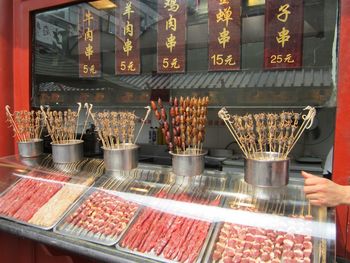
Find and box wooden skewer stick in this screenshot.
[80,103,91,140]
[40,105,56,143]
[292,195,297,217]
[284,106,316,158]
[134,106,151,144]
[308,200,311,216]
[5,105,24,141]
[74,102,82,140]
[218,108,249,157]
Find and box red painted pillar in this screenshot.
[333,0,350,258]
[0,0,15,156]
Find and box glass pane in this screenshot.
[32,0,338,108]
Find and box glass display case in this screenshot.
[0,154,335,263]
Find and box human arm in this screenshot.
[302,171,350,207]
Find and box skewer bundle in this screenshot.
[218,106,316,160]
[92,111,136,149]
[151,96,209,155]
[90,107,151,149]
[40,103,84,144]
[5,105,44,142]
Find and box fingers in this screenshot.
[302,171,324,185]
[304,176,325,186]
[305,193,325,206]
[304,184,324,194]
[308,199,324,206]
[304,193,322,200]
[302,171,317,179]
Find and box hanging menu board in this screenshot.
[157,0,187,73]
[264,0,303,69]
[208,0,241,71]
[78,9,101,78]
[115,0,140,75]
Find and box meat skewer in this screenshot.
[40,103,89,144]
[88,107,150,149]
[5,105,44,142]
[218,106,316,160]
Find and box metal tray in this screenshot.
[54,179,159,246]
[202,181,326,263]
[203,222,318,263]
[0,175,95,230]
[115,192,224,263]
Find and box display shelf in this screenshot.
[0,155,335,263]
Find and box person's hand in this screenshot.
[302,171,349,207]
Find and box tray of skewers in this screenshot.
[203,179,322,263]
[116,186,223,263]
[54,176,159,246]
[0,159,104,230]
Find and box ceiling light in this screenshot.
[247,0,265,7]
[89,0,117,10]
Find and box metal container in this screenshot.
[17,139,43,158]
[244,152,289,187]
[170,150,207,177]
[51,140,84,164]
[102,144,139,171]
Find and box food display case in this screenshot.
[0,154,335,263]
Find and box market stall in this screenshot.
[1,0,349,261]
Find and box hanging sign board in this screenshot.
[264,0,304,69]
[157,0,187,73]
[116,0,141,75]
[208,0,241,71]
[78,8,101,78]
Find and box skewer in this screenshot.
[5,106,45,142]
[218,108,249,157]
[219,106,316,160]
[300,202,305,217]
[80,103,91,140]
[151,96,209,155]
[284,106,316,158]
[292,195,297,217]
[74,103,82,140]
[134,106,151,144]
[308,200,311,216]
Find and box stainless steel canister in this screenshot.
[244,152,289,187]
[170,150,207,177]
[17,139,43,158]
[51,140,84,163]
[102,144,139,171]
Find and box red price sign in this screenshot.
[115,0,141,75]
[78,8,101,78]
[264,0,304,69]
[157,0,187,73]
[208,0,241,71]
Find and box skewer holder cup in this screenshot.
[102,144,139,171]
[51,140,84,163]
[17,139,43,158]
[244,152,289,187]
[170,150,207,177]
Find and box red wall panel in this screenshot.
[0,0,14,156]
[334,0,350,258]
